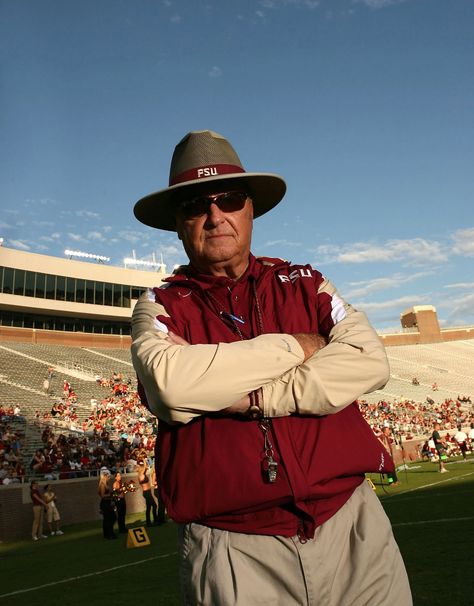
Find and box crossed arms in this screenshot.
[131,280,389,425]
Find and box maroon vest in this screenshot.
[150,256,393,539]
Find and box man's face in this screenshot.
[175,191,254,277]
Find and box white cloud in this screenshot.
[354,0,407,9]
[444,282,474,290]
[88,231,103,240]
[25,197,56,206]
[344,271,433,298]
[8,239,31,251]
[67,233,84,242]
[353,294,430,313]
[263,239,303,247]
[259,0,320,8]
[438,292,474,324]
[0,221,12,228]
[39,232,61,242]
[451,227,474,257]
[208,66,223,78]
[170,13,181,23]
[117,230,144,244]
[76,210,100,219]
[315,238,447,266]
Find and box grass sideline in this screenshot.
[1,458,473,606]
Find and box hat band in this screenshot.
[170,164,245,186]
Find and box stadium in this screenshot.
[1,245,473,605]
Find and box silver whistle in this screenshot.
[267,456,278,483]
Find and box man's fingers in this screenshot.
[166,331,190,346]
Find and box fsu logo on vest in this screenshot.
[277,268,313,284]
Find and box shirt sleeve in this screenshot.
[261,278,390,417]
[131,291,305,424]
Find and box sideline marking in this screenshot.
[393,516,474,527]
[0,551,177,598]
[388,470,474,497]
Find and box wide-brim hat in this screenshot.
[134,130,286,231]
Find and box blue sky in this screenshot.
[1,0,473,330]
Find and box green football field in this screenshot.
[1,458,473,606]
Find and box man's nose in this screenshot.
[204,202,225,226]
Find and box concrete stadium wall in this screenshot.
[0,325,131,348]
[380,327,474,347]
[0,436,427,543]
[2,324,473,349]
[0,475,151,542]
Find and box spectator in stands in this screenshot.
[98,468,116,539]
[454,424,468,461]
[0,461,9,483]
[419,440,432,462]
[31,480,48,541]
[469,423,474,451]
[30,449,46,473]
[137,459,158,527]
[43,484,64,536]
[432,423,448,473]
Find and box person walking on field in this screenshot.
[378,426,400,485]
[432,422,449,472]
[131,130,412,605]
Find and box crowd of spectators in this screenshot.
[359,396,473,441]
[1,371,157,483]
[0,410,26,484]
[1,368,473,485]
[31,372,157,480]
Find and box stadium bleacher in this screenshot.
[1,338,473,484]
[362,340,474,404]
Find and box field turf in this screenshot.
[1,457,473,606]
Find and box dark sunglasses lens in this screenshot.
[179,191,247,218]
[218,192,247,211]
[180,197,209,218]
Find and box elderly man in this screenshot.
[131,130,412,605]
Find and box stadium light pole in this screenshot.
[123,257,165,271]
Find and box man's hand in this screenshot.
[292,333,327,361]
[166,331,189,346]
[222,394,251,415]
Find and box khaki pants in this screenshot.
[178,481,412,606]
[32,505,44,538]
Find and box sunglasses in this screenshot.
[178,191,248,219]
